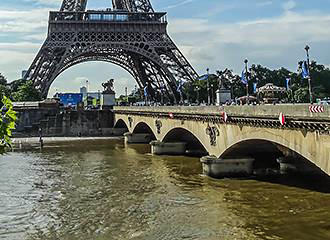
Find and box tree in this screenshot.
[0,73,10,100]
[294,87,309,103]
[0,84,10,101]
[0,96,16,154]
[12,80,42,102]
[0,73,7,85]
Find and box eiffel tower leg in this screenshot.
[25,41,67,98]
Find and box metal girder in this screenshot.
[60,0,154,13]
[60,0,87,12]
[112,0,154,12]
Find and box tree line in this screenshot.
[0,75,41,102]
[1,61,330,103]
[183,61,330,104]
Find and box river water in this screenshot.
[1,138,330,240]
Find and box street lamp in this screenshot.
[206,68,210,105]
[195,86,200,105]
[211,84,214,105]
[305,45,313,104]
[244,59,249,104]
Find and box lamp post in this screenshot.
[211,84,214,105]
[125,87,128,103]
[305,45,313,104]
[244,59,249,104]
[207,68,210,105]
[195,86,200,105]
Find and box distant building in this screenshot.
[80,86,87,98]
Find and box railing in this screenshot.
[49,11,167,23]
[113,106,330,133]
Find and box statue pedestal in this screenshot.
[216,88,232,106]
[101,92,115,109]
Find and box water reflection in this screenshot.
[0,139,330,240]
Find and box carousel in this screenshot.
[257,83,287,104]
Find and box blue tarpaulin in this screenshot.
[58,93,83,107]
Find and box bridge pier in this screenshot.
[112,128,128,136]
[150,141,187,155]
[124,132,153,144]
[201,156,255,178]
[277,157,321,175]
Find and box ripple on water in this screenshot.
[1,140,330,240]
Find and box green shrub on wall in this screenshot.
[0,96,16,154]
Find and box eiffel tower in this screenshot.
[24,0,199,101]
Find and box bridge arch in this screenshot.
[220,137,323,174]
[133,121,157,140]
[114,119,129,130]
[162,127,208,156]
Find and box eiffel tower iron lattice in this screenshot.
[24,0,199,102]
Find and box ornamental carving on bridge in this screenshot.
[206,125,220,146]
[155,120,162,134]
[128,117,133,128]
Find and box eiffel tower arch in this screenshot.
[24,0,199,102]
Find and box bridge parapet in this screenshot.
[114,105,330,121]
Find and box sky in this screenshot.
[0,0,330,96]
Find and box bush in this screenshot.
[0,96,17,154]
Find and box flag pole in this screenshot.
[244,59,249,104]
[206,68,210,105]
[305,45,313,104]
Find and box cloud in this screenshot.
[283,0,296,11]
[165,0,195,9]
[168,10,330,73]
[0,8,52,33]
[1,0,330,94]
[256,1,273,7]
[23,0,61,6]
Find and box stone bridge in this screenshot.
[113,105,330,176]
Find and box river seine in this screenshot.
[1,138,330,240]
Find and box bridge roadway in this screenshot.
[113,105,330,176]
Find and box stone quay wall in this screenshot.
[13,108,115,137]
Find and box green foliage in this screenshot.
[183,74,220,103]
[0,73,7,85]
[185,61,330,103]
[0,96,17,154]
[12,80,42,102]
[0,73,42,102]
[0,84,10,101]
[0,73,10,101]
[294,87,309,103]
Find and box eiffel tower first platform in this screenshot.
[24,0,199,101]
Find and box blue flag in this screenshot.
[286,78,291,90]
[253,83,257,93]
[241,69,248,85]
[177,80,184,93]
[143,86,148,97]
[302,61,309,79]
[199,74,209,81]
